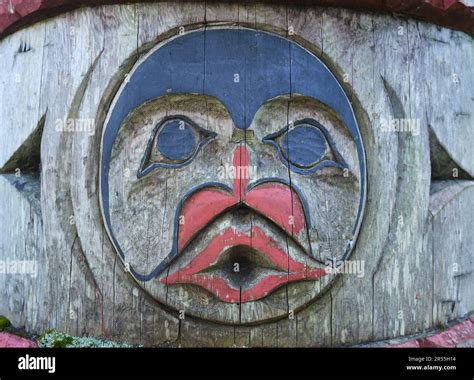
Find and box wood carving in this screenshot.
[101,28,365,323]
[0,2,473,347]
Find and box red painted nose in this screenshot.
[177,145,307,251]
[231,144,250,200]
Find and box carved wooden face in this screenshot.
[100,28,366,324]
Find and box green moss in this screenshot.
[38,330,138,348]
[38,331,74,347]
[0,315,11,331]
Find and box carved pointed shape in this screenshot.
[0,113,45,215]
[0,113,45,175]
[429,126,473,180]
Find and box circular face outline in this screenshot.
[99,25,367,324]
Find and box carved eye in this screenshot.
[138,116,216,178]
[262,119,347,175]
[156,118,197,161]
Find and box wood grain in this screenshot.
[0,2,472,346]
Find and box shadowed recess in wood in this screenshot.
[429,126,474,180]
[0,113,45,216]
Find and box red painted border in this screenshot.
[1,316,472,346]
[390,315,474,347]
[177,146,306,252]
[0,0,473,39]
[163,146,319,303]
[0,332,37,348]
[164,226,325,303]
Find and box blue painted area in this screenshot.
[156,119,197,161]
[204,29,291,127]
[137,115,217,178]
[263,118,348,175]
[100,28,366,280]
[283,125,326,167]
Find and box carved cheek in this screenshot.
[108,118,171,277]
[107,95,236,280]
[248,96,362,262]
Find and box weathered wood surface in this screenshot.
[1,0,474,37]
[0,3,473,346]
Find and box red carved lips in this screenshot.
[161,145,326,303]
[163,226,326,302]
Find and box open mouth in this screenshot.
[161,226,326,303]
